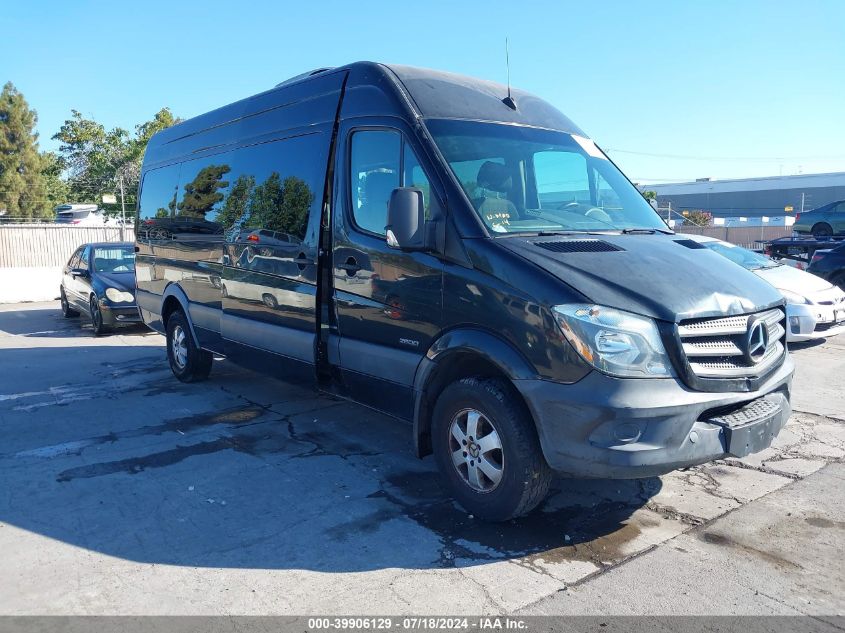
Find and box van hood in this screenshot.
[498,234,784,323]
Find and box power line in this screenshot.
[605,148,845,161]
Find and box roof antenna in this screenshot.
[502,37,517,110]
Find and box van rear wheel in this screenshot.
[166,310,213,382]
[431,377,553,522]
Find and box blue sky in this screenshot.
[4,0,844,183]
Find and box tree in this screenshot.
[39,151,69,212]
[0,82,50,220]
[217,174,255,230]
[642,190,657,201]
[177,164,230,218]
[53,107,179,216]
[682,210,712,226]
[245,173,313,237]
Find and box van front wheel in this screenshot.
[431,377,553,522]
[166,310,213,382]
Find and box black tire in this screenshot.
[166,309,213,382]
[89,296,109,336]
[812,223,833,238]
[262,293,279,309]
[60,287,79,318]
[431,377,553,522]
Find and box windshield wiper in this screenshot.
[620,227,673,235]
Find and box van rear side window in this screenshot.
[222,134,326,244]
[137,164,181,242]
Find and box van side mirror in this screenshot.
[386,187,428,251]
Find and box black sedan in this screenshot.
[808,242,845,290]
[59,242,142,335]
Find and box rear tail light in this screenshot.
[795,213,801,222]
[812,253,825,264]
[247,234,259,242]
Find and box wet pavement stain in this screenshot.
[56,434,260,482]
[15,406,267,461]
[701,531,803,570]
[373,469,661,568]
[806,517,845,529]
[323,509,401,542]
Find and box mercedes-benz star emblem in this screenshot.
[745,318,770,364]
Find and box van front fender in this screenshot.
[411,328,540,457]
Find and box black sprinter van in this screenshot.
[135,62,793,521]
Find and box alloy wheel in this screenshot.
[172,325,188,369]
[449,408,504,492]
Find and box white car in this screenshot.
[681,234,845,342]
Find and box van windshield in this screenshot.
[427,120,668,235]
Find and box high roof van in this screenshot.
[135,63,793,521]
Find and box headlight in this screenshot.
[779,289,810,305]
[552,304,674,378]
[105,288,134,303]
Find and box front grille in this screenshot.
[678,307,785,379]
[814,321,841,332]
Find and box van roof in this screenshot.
[148,62,585,155]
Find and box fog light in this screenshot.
[613,422,642,443]
[789,316,801,334]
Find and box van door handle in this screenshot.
[338,257,361,276]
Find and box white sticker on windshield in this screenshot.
[572,135,607,160]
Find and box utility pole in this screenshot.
[119,175,126,242]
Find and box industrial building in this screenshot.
[641,171,845,220]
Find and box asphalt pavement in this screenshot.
[0,302,842,615]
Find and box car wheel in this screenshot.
[166,310,213,382]
[812,223,833,238]
[89,296,109,336]
[60,287,79,318]
[262,293,279,309]
[431,377,553,522]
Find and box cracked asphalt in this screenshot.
[0,302,843,615]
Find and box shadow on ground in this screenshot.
[0,306,150,338]
[0,307,662,573]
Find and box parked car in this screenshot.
[808,243,845,291]
[135,62,793,521]
[54,204,108,226]
[60,242,142,335]
[792,200,845,237]
[681,234,845,342]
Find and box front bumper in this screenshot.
[786,302,845,342]
[516,354,794,479]
[99,303,143,326]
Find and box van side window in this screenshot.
[349,130,433,235]
[137,164,181,241]
[350,131,401,235]
[403,143,432,219]
[174,154,232,229]
[223,135,325,245]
